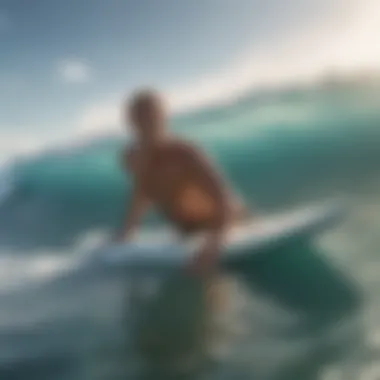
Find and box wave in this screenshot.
[0,170,14,208]
[0,85,380,252]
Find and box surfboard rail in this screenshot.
[88,201,346,275]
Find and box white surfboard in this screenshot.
[91,201,345,275]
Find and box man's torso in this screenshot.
[126,140,243,233]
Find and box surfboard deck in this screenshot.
[90,201,345,276]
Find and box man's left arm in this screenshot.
[178,142,230,275]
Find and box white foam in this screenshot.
[0,254,75,293]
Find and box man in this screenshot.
[115,89,246,276]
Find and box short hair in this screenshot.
[128,88,163,113]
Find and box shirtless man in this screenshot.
[115,89,246,276]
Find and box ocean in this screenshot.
[0,81,380,380]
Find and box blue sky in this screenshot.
[0,0,378,158]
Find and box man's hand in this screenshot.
[187,230,224,277]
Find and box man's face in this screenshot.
[128,96,166,141]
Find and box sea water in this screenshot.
[0,83,380,379]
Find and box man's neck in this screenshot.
[140,134,169,151]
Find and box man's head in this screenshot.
[126,89,167,144]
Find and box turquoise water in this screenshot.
[3,84,380,249]
[0,83,380,379]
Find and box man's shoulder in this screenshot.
[167,138,200,157]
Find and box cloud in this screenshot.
[57,59,93,84]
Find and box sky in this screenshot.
[0,0,379,159]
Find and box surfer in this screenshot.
[115,89,247,276]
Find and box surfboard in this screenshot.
[91,201,346,276]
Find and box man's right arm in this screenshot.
[116,148,150,241]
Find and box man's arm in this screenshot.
[177,142,230,274]
[116,148,150,241]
